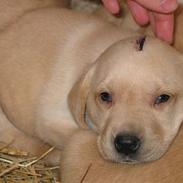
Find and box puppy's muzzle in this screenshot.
[114,134,141,156]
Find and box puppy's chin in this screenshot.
[108,153,142,164]
[119,158,140,164]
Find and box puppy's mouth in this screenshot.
[110,150,141,164]
[119,156,140,164]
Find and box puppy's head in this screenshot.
[69,36,183,163]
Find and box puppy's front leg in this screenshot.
[60,130,98,183]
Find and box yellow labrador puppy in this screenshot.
[0,2,183,165]
[61,127,183,183]
[0,2,131,161]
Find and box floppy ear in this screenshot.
[68,66,95,129]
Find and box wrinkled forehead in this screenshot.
[93,36,183,89]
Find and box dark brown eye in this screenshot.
[154,94,170,105]
[100,92,112,103]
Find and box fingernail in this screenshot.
[161,0,178,12]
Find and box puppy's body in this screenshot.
[0,0,67,163]
[1,1,183,166]
[0,7,131,151]
[0,0,64,30]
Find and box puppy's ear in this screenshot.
[68,65,95,129]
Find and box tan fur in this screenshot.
[0,0,65,30]
[68,66,96,129]
[0,0,67,165]
[61,127,183,183]
[0,0,132,164]
[1,0,183,167]
[69,37,183,163]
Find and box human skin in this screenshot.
[101,0,178,43]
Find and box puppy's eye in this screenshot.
[100,92,112,103]
[154,94,170,105]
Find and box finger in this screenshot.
[127,0,149,25]
[131,0,178,13]
[101,0,120,14]
[150,12,174,43]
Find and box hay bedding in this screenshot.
[0,143,60,183]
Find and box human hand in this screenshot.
[101,0,178,43]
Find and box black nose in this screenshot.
[114,134,141,155]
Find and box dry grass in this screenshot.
[0,142,60,183]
